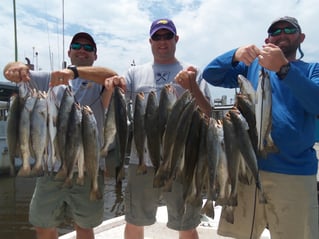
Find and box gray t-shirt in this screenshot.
[125,61,211,166]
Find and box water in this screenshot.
[0,174,126,239]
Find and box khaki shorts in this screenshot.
[218,171,319,239]
[29,172,104,229]
[124,165,201,231]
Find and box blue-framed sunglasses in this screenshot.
[70,43,95,52]
[269,27,298,37]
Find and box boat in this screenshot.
[59,201,271,239]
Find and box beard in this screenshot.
[273,37,300,59]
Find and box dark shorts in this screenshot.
[124,165,201,231]
[29,172,104,229]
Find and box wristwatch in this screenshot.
[276,63,290,80]
[67,65,79,79]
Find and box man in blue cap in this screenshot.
[121,18,212,239]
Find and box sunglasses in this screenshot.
[269,27,298,37]
[151,32,175,41]
[70,43,95,52]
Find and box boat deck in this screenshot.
[59,204,271,239]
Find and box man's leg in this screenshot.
[34,227,58,239]
[124,223,144,239]
[74,224,94,239]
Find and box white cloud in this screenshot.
[1,0,318,101]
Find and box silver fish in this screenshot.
[100,88,117,158]
[236,94,257,154]
[30,91,48,177]
[237,74,257,104]
[46,87,60,171]
[82,105,102,201]
[154,90,192,188]
[222,112,241,206]
[229,108,267,204]
[255,69,278,158]
[55,87,75,180]
[113,87,128,183]
[17,88,38,177]
[183,109,203,204]
[144,91,160,173]
[158,84,177,142]
[63,102,83,188]
[133,92,147,175]
[161,99,197,192]
[6,94,21,176]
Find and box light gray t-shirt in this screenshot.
[125,61,211,166]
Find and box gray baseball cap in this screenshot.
[267,16,301,33]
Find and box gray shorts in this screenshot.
[124,165,201,231]
[29,172,104,229]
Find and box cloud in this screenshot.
[1,0,318,101]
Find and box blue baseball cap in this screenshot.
[150,19,177,37]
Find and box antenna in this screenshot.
[62,0,66,69]
[13,0,18,61]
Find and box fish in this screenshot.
[214,138,230,206]
[236,94,258,154]
[55,87,75,180]
[17,88,38,177]
[30,91,48,177]
[6,94,21,176]
[63,102,83,188]
[228,108,267,204]
[200,118,222,219]
[161,99,197,192]
[100,88,117,158]
[113,87,128,183]
[82,105,102,201]
[144,91,161,173]
[237,74,257,104]
[206,118,222,200]
[46,87,60,171]
[255,68,278,158]
[222,112,241,206]
[182,109,202,203]
[158,84,177,142]
[153,90,193,188]
[133,92,147,175]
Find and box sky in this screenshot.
[1,0,318,103]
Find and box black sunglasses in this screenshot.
[151,32,175,41]
[70,43,95,52]
[269,27,298,37]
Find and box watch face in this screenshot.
[277,63,290,80]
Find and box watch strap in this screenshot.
[276,63,290,80]
[67,65,79,79]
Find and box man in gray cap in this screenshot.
[202,16,319,239]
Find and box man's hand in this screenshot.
[258,43,289,72]
[234,45,261,66]
[50,69,74,86]
[3,62,31,83]
[101,75,126,109]
[175,66,197,91]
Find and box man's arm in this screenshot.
[50,66,118,86]
[175,67,212,117]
